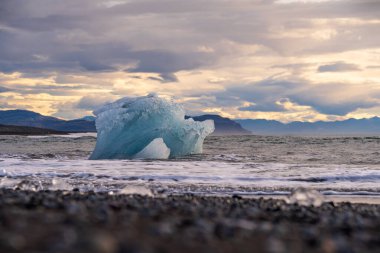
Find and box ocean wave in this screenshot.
[290,174,380,182]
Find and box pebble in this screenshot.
[0,189,378,252]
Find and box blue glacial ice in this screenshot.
[90,94,214,159]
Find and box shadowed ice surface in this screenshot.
[90,94,214,159]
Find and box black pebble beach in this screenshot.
[0,189,379,253]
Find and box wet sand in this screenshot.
[0,189,379,253]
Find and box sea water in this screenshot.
[0,134,379,197]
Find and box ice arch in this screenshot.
[90,94,214,159]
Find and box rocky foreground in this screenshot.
[0,189,379,253]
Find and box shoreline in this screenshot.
[0,124,69,136]
[0,189,379,252]
[227,194,380,205]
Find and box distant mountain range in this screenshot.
[0,110,96,132]
[0,124,67,135]
[2,109,380,136]
[0,125,67,135]
[236,118,380,135]
[0,110,249,135]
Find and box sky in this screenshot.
[0,0,379,122]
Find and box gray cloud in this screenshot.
[76,95,112,110]
[0,86,11,93]
[126,50,214,75]
[148,73,179,83]
[1,0,379,76]
[238,103,286,113]
[5,84,85,96]
[318,62,361,72]
[193,78,380,116]
[160,73,178,83]
[1,0,380,120]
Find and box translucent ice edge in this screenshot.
[90,94,214,159]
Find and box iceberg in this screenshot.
[90,94,214,160]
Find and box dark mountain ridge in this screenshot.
[3,109,380,135]
[0,110,96,132]
[0,110,250,135]
[0,124,68,135]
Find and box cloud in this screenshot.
[148,73,178,83]
[51,101,88,119]
[2,84,85,96]
[367,65,380,69]
[126,50,215,77]
[47,93,115,119]
[318,62,361,72]
[1,0,379,76]
[197,78,380,116]
[0,86,11,93]
[0,0,380,120]
[160,73,178,83]
[0,102,11,108]
[238,102,287,112]
[76,95,113,110]
[0,96,28,109]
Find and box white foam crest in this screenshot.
[119,184,154,196]
[286,188,325,206]
[27,133,97,139]
[0,158,379,195]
